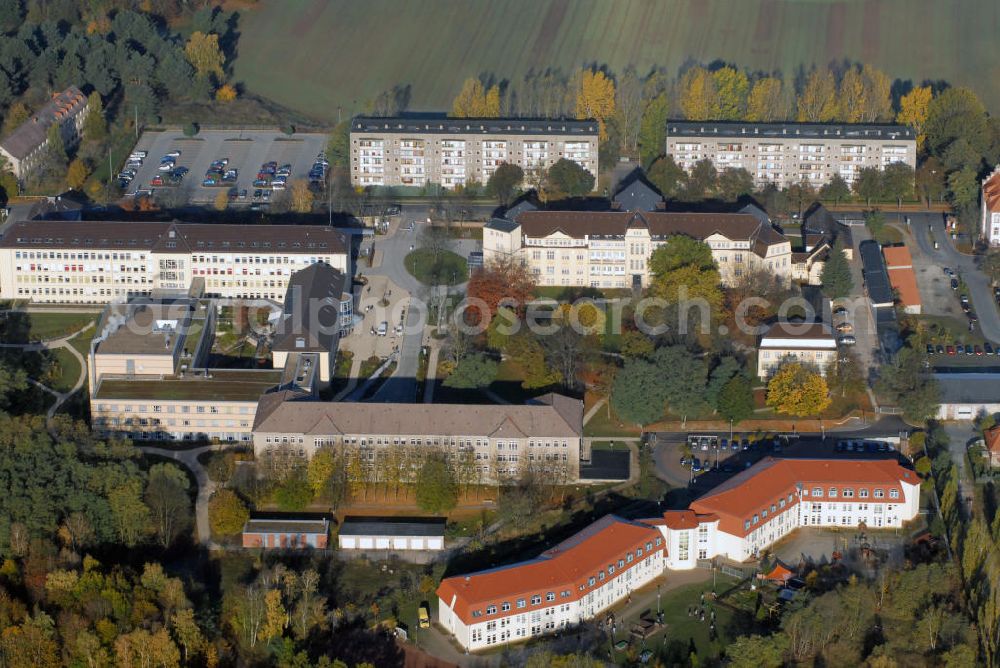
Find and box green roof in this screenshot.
[96,370,281,401]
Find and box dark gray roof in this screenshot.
[339,517,446,537]
[485,217,520,233]
[803,203,853,251]
[860,240,894,306]
[504,197,540,221]
[352,115,598,137]
[613,177,663,212]
[738,203,770,227]
[0,220,349,254]
[272,263,349,353]
[934,373,1000,404]
[244,517,329,534]
[0,87,87,159]
[667,120,914,141]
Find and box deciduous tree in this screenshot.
[882,162,915,207]
[679,66,720,120]
[712,66,749,120]
[796,67,838,122]
[638,92,669,168]
[208,489,248,537]
[184,31,224,78]
[876,347,940,423]
[746,77,786,122]
[289,178,314,213]
[443,353,498,389]
[215,83,237,102]
[545,157,594,199]
[853,167,884,206]
[144,463,191,548]
[466,256,535,320]
[575,69,615,140]
[415,454,458,513]
[66,158,89,190]
[717,167,755,201]
[766,362,831,416]
[486,162,523,206]
[646,154,685,198]
[897,86,933,149]
[451,77,486,118]
[82,91,106,142]
[819,174,851,204]
[717,375,754,423]
[684,158,717,200]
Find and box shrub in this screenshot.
[183,122,199,137]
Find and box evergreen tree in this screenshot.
[820,239,853,299]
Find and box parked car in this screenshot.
[936,344,945,354]
[376,321,388,336]
[418,604,430,629]
[951,278,959,290]
[166,150,181,158]
[157,162,174,172]
[150,176,164,186]
[969,311,978,323]
[833,306,848,316]
[975,345,984,356]
[836,323,854,333]
[956,344,965,355]
[966,345,975,356]
[946,345,956,355]
[202,177,218,187]
[926,344,935,355]
[837,335,857,346]
[986,343,995,355]
[238,189,248,201]
[272,181,286,191]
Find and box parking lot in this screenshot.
[123,129,329,204]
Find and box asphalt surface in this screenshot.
[126,129,328,204]
[362,219,480,402]
[910,212,1000,344]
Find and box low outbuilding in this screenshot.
[338,517,446,551]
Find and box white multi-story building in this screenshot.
[349,116,598,189]
[981,165,1000,246]
[756,321,837,378]
[483,210,795,290]
[437,457,920,652]
[437,515,666,651]
[0,220,350,304]
[666,121,916,188]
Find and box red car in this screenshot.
[975,345,984,356]
[946,345,956,356]
[150,176,164,186]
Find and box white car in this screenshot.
[166,150,181,158]
[838,335,857,346]
[271,181,286,191]
[157,162,174,172]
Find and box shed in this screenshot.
[243,516,329,549]
[338,516,446,551]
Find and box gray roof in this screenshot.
[485,217,520,233]
[739,203,770,227]
[859,240,893,306]
[934,373,1000,404]
[352,115,598,137]
[613,178,663,212]
[339,517,446,537]
[253,391,583,437]
[0,87,87,160]
[504,198,539,221]
[272,263,349,353]
[803,203,852,251]
[244,517,329,535]
[0,220,349,254]
[95,301,194,355]
[666,120,915,141]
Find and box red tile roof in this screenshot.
[985,169,1000,213]
[985,426,1000,455]
[659,509,718,530]
[436,515,663,624]
[690,458,917,536]
[887,266,921,308]
[882,245,913,268]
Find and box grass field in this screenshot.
[403,248,468,286]
[233,0,1000,122]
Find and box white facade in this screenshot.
[0,221,349,304]
[350,117,598,190]
[757,324,838,378]
[982,165,1000,246]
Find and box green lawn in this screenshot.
[404,248,468,286]
[0,311,100,343]
[45,347,82,394]
[584,402,642,438]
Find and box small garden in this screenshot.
[403,248,468,286]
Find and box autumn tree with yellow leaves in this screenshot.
[796,67,839,122]
[678,66,720,120]
[897,85,933,149]
[575,69,616,140]
[451,77,501,118]
[746,77,786,122]
[711,66,749,120]
[185,31,224,79]
[766,362,831,417]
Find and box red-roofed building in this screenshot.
[437,515,665,650]
[883,246,922,314]
[436,457,920,651]
[982,165,1000,246]
[984,426,1000,467]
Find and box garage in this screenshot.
[338,517,447,552]
[934,373,1000,421]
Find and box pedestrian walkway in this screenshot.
[424,345,440,403]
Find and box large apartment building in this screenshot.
[252,391,583,485]
[484,210,793,289]
[437,456,920,652]
[0,220,349,304]
[0,86,90,180]
[665,121,916,188]
[349,116,598,189]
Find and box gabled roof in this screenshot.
[690,457,918,536]
[0,86,87,160]
[485,217,520,233]
[252,393,583,437]
[612,174,664,212]
[436,515,662,624]
[986,426,1000,455]
[503,195,540,221]
[984,166,1000,213]
[882,245,913,268]
[272,263,349,354]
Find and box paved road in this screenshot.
[910,213,1000,344]
[363,219,479,403]
[136,443,223,547]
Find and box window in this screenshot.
[618,559,625,568]
[588,577,595,586]
[517,598,526,609]
[843,488,854,498]
[531,595,541,605]
[859,489,869,498]
[889,489,899,499]
[608,565,615,575]
[874,489,884,498]
[744,520,751,530]
[472,610,483,618]
[546,592,555,602]
[486,605,496,615]
[752,514,759,524]
[598,571,605,581]
[812,487,823,497]
[828,487,838,498]
[501,602,510,612]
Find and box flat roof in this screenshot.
[666,120,914,141]
[339,517,446,537]
[95,370,281,401]
[859,240,894,306]
[351,115,598,137]
[934,373,1000,404]
[244,518,328,534]
[95,302,195,356]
